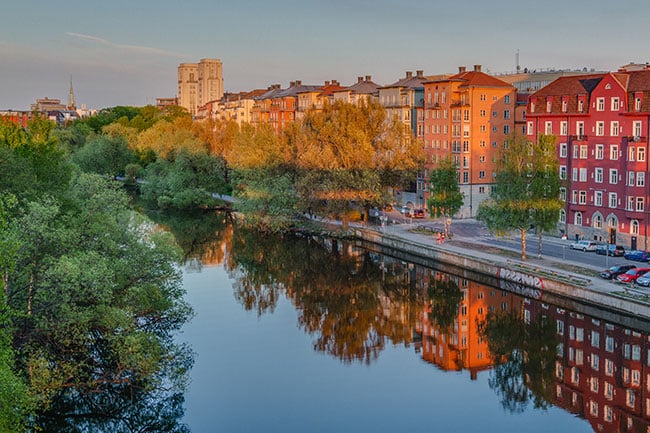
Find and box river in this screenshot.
[165,211,648,433]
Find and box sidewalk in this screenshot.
[361,217,647,302]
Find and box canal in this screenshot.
[163,211,647,433]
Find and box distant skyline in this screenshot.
[2,0,650,110]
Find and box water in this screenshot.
[174,219,613,433]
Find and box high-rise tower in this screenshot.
[178,58,223,116]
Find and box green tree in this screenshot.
[477,134,561,260]
[427,156,464,237]
[72,134,135,178]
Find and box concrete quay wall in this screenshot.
[353,228,650,326]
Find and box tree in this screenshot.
[72,134,135,178]
[427,156,464,237]
[477,134,562,260]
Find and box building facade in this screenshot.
[421,65,516,218]
[178,58,224,117]
[526,68,650,249]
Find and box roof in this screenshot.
[450,71,514,88]
[334,77,382,95]
[530,74,605,98]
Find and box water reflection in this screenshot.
[171,213,650,433]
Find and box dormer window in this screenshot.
[546,98,552,113]
[635,96,642,111]
[578,99,584,112]
[561,99,568,112]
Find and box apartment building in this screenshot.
[178,58,224,117]
[421,65,516,218]
[332,75,381,105]
[526,67,650,249]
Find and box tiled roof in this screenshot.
[530,74,605,98]
[451,71,514,88]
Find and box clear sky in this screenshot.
[2,0,649,110]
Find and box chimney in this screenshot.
[416,70,424,78]
[406,71,413,78]
[289,81,295,87]
[365,75,372,81]
[458,66,466,73]
[295,80,302,86]
[474,64,482,72]
[324,80,330,86]
[358,76,363,83]
[333,80,339,86]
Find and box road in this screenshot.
[373,210,641,272]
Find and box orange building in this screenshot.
[296,80,345,120]
[421,65,516,218]
[419,273,523,378]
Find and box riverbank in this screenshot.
[344,220,650,324]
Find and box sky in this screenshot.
[2,0,650,110]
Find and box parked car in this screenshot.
[412,209,425,218]
[600,264,636,280]
[616,268,650,283]
[635,272,650,287]
[570,240,599,251]
[595,244,625,256]
[399,205,412,215]
[624,250,650,262]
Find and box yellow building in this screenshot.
[178,58,223,117]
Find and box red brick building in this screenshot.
[526,67,650,249]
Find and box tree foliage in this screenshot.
[477,134,562,260]
[427,156,464,236]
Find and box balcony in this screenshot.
[626,136,647,143]
[569,135,588,142]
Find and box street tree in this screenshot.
[427,156,464,237]
[477,133,562,260]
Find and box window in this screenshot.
[605,359,614,376]
[611,121,619,136]
[560,143,567,158]
[579,190,586,204]
[575,211,583,225]
[504,110,510,119]
[594,191,603,206]
[628,196,635,211]
[527,121,533,135]
[560,187,567,202]
[633,120,643,138]
[504,95,510,104]
[610,145,618,160]
[560,121,568,135]
[595,167,603,183]
[580,145,588,159]
[596,121,605,136]
[559,166,567,179]
[609,169,618,184]
[605,382,614,399]
[504,125,510,134]
[545,121,552,134]
[462,171,469,183]
[638,172,646,187]
[546,100,552,112]
[611,97,620,111]
[571,190,578,203]
[609,193,617,208]
[562,99,568,112]
[629,171,635,186]
[635,97,642,111]
[639,147,646,162]
[559,209,566,223]
[572,168,578,182]
[629,146,636,161]
[592,331,600,348]
[573,145,579,159]
[633,345,641,361]
[578,100,584,112]
[638,197,645,212]
[632,220,639,235]
[593,214,602,228]
[627,389,636,408]
[576,121,585,137]
[590,400,598,416]
[605,335,614,352]
[579,168,587,182]
[595,144,604,159]
[597,97,605,111]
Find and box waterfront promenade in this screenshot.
[346,216,650,325]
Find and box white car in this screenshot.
[570,240,599,251]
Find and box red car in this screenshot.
[616,268,650,283]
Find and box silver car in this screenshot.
[635,271,650,287]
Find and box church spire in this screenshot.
[68,76,76,110]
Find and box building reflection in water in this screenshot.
[175,217,650,433]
